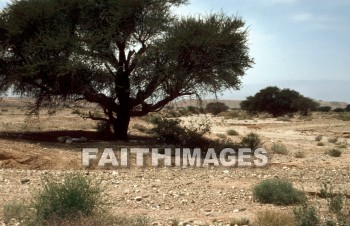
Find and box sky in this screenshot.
[173,0,350,102]
[1,0,349,102]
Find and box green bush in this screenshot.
[240,86,319,117]
[240,132,262,150]
[326,149,342,157]
[293,203,320,226]
[271,143,288,155]
[151,118,211,149]
[319,182,350,225]
[253,179,305,205]
[32,173,102,222]
[227,129,239,136]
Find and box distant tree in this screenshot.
[240,86,319,116]
[206,102,229,115]
[0,0,253,140]
[317,106,332,112]
[345,104,350,112]
[291,97,319,116]
[334,108,345,112]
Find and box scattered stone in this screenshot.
[135,196,143,201]
[20,178,30,184]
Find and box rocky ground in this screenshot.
[0,101,349,225]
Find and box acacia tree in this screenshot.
[240,86,319,116]
[0,0,253,140]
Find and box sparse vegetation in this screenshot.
[293,203,320,226]
[150,117,211,149]
[229,217,250,226]
[253,178,305,205]
[326,149,342,157]
[337,112,350,121]
[271,143,288,155]
[240,132,262,150]
[328,137,339,143]
[253,210,295,226]
[294,151,306,158]
[315,135,323,141]
[31,173,102,223]
[3,202,32,224]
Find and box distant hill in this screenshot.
[170,99,348,110]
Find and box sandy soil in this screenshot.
[0,99,349,225]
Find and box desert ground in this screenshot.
[0,98,349,225]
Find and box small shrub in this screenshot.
[3,202,32,224]
[326,149,342,157]
[294,151,306,158]
[320,182,350,225]
[151,118,211,149]
[328,137,338,143]
[253,178,305,205]
[293,203,320,226]
[114,215,150,226]
[230,217,250,226]
[315,135,323,142]
[32,173,102,222]
[253,210,295,226]
[227,129,239,136]
[241,132,262,150]
[271,143,288,155]
[337,113,350,121]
